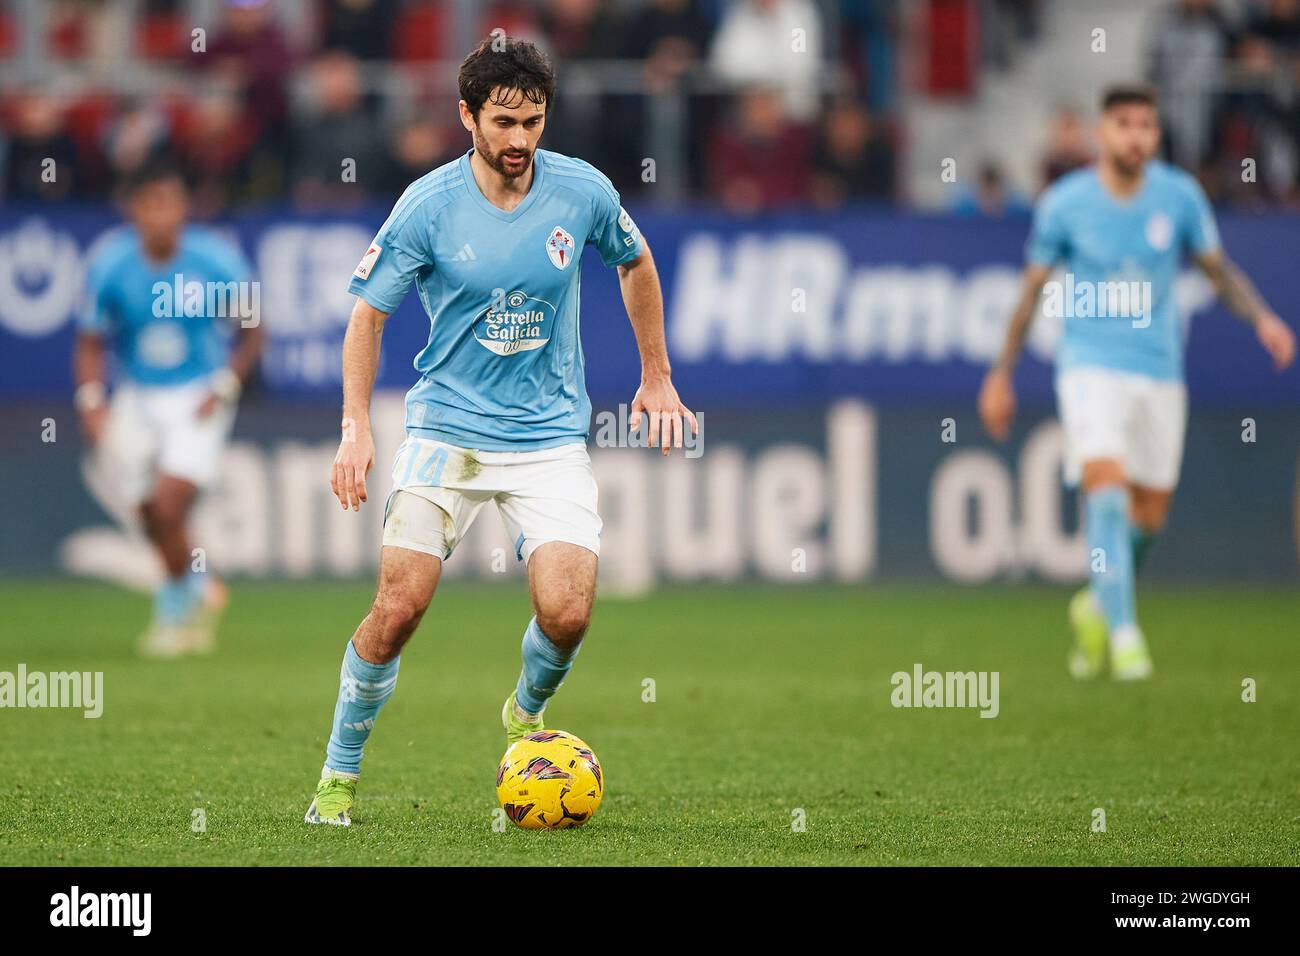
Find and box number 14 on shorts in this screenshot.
[395,442,448,489]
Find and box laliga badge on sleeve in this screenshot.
[354,242,382,280]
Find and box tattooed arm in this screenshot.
[1194,250,1295,370]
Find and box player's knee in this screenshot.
[1131,504,1169,534]
[1081,459,1126,492]
[367,589,429,651]
[536,603,590,651]
[1129,488,1173,532]
[141,498,184,536]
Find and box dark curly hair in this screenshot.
[458,34,555,119]
[119,155,187,198]
[1101,84,1157,112]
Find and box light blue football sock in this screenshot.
[1086,486,1137,632]
[186,567,206,602]
[514,616,579,716]
[154,573,198,625]
[325,640,400,776]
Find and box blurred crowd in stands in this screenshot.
[952,0,1300,216]
[0,0,1296,215]
[1150,0,1300,207]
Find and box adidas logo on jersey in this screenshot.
[451,244,477,262]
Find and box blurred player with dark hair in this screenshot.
[979,85,1295,680]
[75,162,264,656]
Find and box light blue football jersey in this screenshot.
[1026,159,1220,381]
[81,225,253,386]
[348,147,645,451]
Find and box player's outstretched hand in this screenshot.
[196,393,221,419]
[629,376,698,456]
[1256,312,1296,371]
[331,419,375,511]
[978,367,1016,442]
[78,407,107,448]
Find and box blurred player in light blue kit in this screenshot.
[75,162,264,657]
[304,36,696,826]
[980,85,1295,680]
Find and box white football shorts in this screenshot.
[96,377,236,505]
[382,436,602,564]
[1055,365,1188,491]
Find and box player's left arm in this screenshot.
[225,315,265,387]
[198,244,267,417]
[1193,249,1295,370]
[617,243,698,455]
[198,314,265,418]
[1183,178,1294,371]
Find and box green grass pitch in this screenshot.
[1,579,1297,866]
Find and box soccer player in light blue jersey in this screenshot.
[979,85,1295,680]
[305,36,697,826]
[75,162,264,657]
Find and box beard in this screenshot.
[1110,148,1149,178]
[473,127,531,179]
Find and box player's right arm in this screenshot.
[72,330,109,447]
[979,264,1052,441]
[980,183,1067,442]
[74,239,120,448]
[331,297,388,512]
[332,185,433,511]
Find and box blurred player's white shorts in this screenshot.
[1055,365,1187,490]
[382,436,601,563]
[93,377,236,506]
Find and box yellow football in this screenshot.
[496,730,604,829]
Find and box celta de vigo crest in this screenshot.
[546,225,575,270]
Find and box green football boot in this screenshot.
[1067,587,1108,680]
[183,576,229,656]
[1111,634,1154,681]
[501,692,544,747]
[304,770,358,827]
[137,620,188,660]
